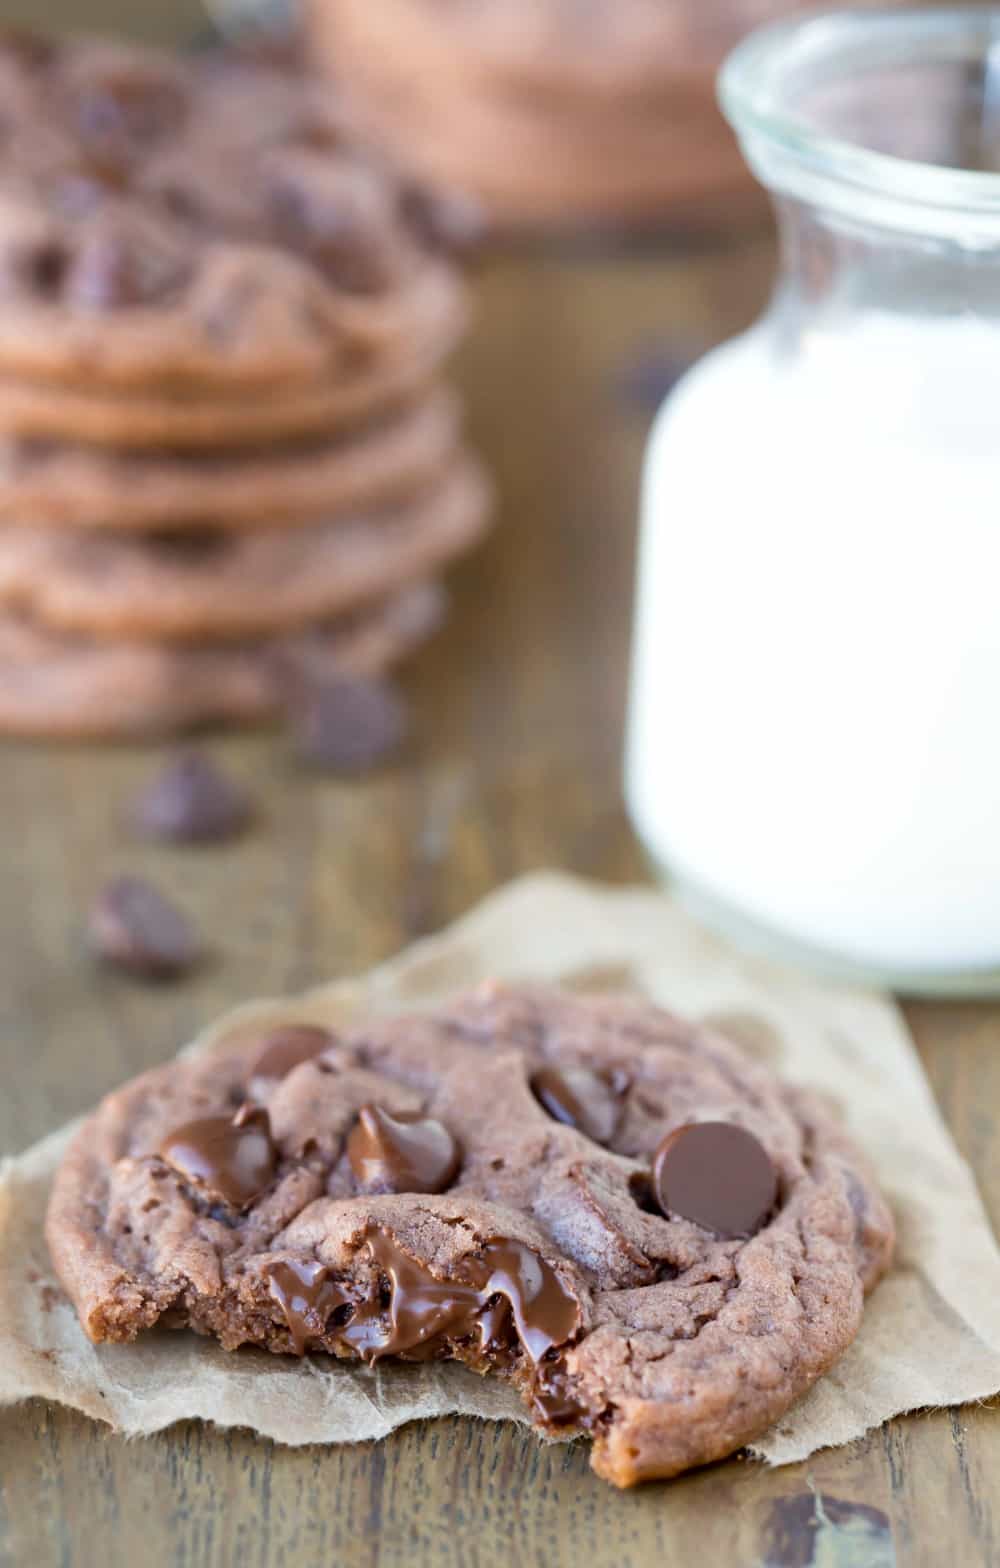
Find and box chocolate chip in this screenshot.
[130,753,253,845]
[348,1105,461,1194]
[159,1104,276,1209]
[289,674,409,774]
[65,230,186,310]
[652,1122,778,1239]
[266,1258,350,1355]
[340,1227,581,1365]
[250,1024,334,1084]
[270,169,395,294]
[89,875,202,981]
[531,1065,623,1145]
[400,182,486,258]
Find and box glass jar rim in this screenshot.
[719,6,1000,238]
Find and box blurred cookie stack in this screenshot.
[0,33,489,737]
[306,0,804,231]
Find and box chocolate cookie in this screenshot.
[0,459,489,640]
[0,267,463,450]
[45,984,894,1485]
[0,36,461,389]
[0,391,460,530]
[0,581,443,736]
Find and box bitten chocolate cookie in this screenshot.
[0,459,488,640]
[45,984,894,1486]
[0,580,443,737]
[0,35,462,390]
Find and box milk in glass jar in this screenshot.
[626,8,1000,989]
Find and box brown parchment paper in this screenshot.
[3,872,1000,1467]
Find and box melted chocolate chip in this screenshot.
[289,674,409,774]
[159,1105,276,1209]
[347,1105,461,1195]
[480,1240,580,1363]
[652,1122,778,1239]
[130,752,253,845]
[266,1259,351,1355]
[250,1024,334,1084]
[531,1065,623,1145]
[340,1228,581,1366]
[89,875,202,981]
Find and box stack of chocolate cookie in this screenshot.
[0,34,489,737]
[306,0,801,231]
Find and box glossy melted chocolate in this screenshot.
[250,1025,334,1084]
[265,1258,351,1355]
[347,1104,461,1194]
[265,1227,582,1383]
[159,1104,276,1209]
[531,1065,624,1145]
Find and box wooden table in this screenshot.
[1,229,998,1567]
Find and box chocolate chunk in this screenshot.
[159,1104,276,1209]
[347,1105,461,1195]
[531,1065,623,1145]
[266,1258,351,1355]
[250,1024,334,1084]
[340,1227,581,1364]
[652,1122,778,1239]
[289,674,409,774]
[88,875,202,981]
[130,752,253,845]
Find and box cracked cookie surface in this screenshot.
[45,984,894,1486]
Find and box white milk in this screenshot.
[625,313,1000,976]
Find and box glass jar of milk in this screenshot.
[626,7,1000,991]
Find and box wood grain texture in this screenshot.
[1,239,998,1568]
